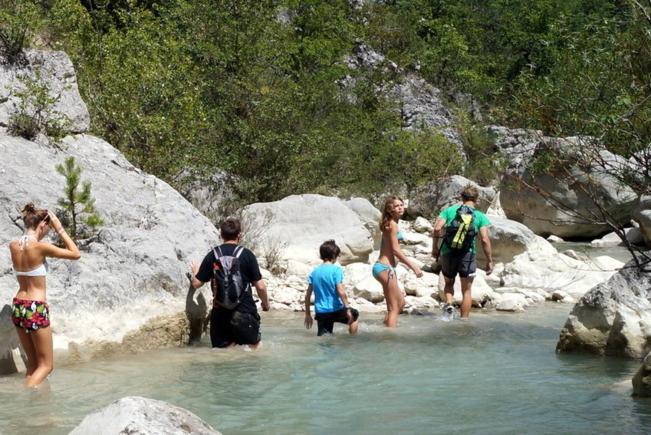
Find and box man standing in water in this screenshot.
[190,218,270,348]
[432,185,493,318]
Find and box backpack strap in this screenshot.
[233,245,244,258]
[214,246,224,259]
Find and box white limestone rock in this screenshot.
[496,293,527,312]
[0,50,90,134]
[69,396,220,435]
[242,194,374,265]
[404,272,438,297]
[0,133,218,362]
[477,216,545,264]
[413,216,433,233]
[436,270,497,307]
[498,242,623,299]
[494,127,638,238]
[557,256,651,358]
[353,276,385,303]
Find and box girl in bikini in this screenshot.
[9,204,80,387]
[372,196,423,327]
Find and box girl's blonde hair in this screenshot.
[379,196,403,232]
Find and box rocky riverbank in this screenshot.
[1,50,649,386]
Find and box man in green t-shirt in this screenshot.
[432,185,493,318]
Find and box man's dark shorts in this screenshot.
[315,308,359,336]
[440,252,477,279]
[210,307,261,348]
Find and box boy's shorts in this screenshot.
[315,308,359,336]
[210,307,261,348]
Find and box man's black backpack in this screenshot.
[442,205,477,254]
[210,245,249,309]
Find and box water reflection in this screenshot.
[0,304,649,434]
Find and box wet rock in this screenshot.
[556,256,651,358]
[69,396,220,435]
[632,351,651,397]
[496,293,527,312]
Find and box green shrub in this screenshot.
[7,73,70,141]
[56,157,103,241]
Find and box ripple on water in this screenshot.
[1,305,650,434]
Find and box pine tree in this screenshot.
[56,157,103,240]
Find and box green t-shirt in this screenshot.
[438,204,491,255]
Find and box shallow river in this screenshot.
[1,304,650,434]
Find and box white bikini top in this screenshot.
[13,235,48,277]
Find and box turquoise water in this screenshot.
[1,304,650,434]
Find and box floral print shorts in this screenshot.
[11,298,50,333]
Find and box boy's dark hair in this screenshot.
[319,240,341,261]
[461,185,479,202]
[220,218,241,241]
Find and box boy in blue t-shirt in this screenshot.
[304,240,359,336]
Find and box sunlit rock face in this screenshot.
[557,257,651,359]
[0,133,217,364]
[492,126,637,239]
[0,50,90,134]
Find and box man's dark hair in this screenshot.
[461,185,479,202]
[220,218,241,241]
[319,240,341,261]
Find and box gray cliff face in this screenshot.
[343,43,464,155]
[492,126,638,239]
[0,50,90,134]
[0,133,217,366]
[556,256,651,358]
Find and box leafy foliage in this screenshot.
[7,73,70,141]
[8,0,649,204]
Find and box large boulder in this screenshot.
[345,197,382,246]
[408,175,496,219]
[633,351,651,397]
[494,127,638,238]
[556,256,651,358]
[0,133,217,366]
[0,50,90,134]
[70,396,220,435]
[477,216,541,264]
[634,195,651,247]
[173,169,238,224]
[241,195,375,266]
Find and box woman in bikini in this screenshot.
[372,196,423,327]
[9,204,80,387]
